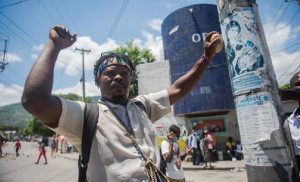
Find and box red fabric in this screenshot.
[39,145,46,153]
[210,133,217,147]
[15,141,21,149]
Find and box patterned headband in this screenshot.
[97,56,131,77]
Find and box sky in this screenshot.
[0,0,299,106]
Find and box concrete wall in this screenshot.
[137,60,187,136]
[137,60,170,94]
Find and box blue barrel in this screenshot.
[162,4,235,115]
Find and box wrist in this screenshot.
[47,40,62,53]
[201,55,212,64]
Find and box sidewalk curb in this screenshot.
[182,166,244,171]
[56,153,245,171]
[56,153,78,161]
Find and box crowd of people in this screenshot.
[181,128,244,166]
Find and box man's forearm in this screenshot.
[167,31,221,105]
[164,151,173,162]
[164,143,174,162]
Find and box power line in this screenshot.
[0,32,9,39]
[0,39,8,73]
[37,0,56,24]
[289,55,300,74]
[79,0,131,82]
[50,0,69,26]
[271,1,285,25]
[0,11,39,45]
[273,41,300,52]
[6,66,26,81]
[0,72,19,85]
[265,1,289,49]
[60,0,79,32]
[277,2,290,25]
[277,50,300,84]
[107,0,130,38]
[84,0,131,84]
[287,8,299,25]
[0,19,33,50]
[0,0,30,10]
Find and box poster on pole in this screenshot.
[235,92,291,166]
[221,7,266,95]
[235,92,279,144]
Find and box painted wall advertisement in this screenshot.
[221,7,266,95]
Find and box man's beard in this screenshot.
[110,94,128,105]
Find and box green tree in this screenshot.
[114,42,156,97]
[23,117,54,137]
[279,83,291,90]
[15,120,27,129]
[59,93,81,101]
[85,96,93,103]
[59,93,93,103]
[0,123,4,131]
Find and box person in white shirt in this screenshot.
[161,125,191,182]
[21,25,221,182]
[281,71,300,181]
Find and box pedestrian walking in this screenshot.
[203,129,213,168]
[50,135,56,158]
[35,141,47,164]
[196,132,204,165]
[14,139,21,157]
[0,136,3,157]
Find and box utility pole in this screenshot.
[217,0,293,181]
[75,47,90,102]
[0,39,8,73]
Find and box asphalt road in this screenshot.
[0,142,247,182]
[0,142,77,182]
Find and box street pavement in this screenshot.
[0,142,247,182]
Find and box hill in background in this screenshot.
[0,103,32,128]
[0,95,100,129]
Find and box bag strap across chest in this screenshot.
[78,103,99,182]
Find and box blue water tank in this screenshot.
[162,4,235,115]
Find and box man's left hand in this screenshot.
[204,31,223,60]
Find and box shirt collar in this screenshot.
[292,108,300,118]
[289,108,300,124]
